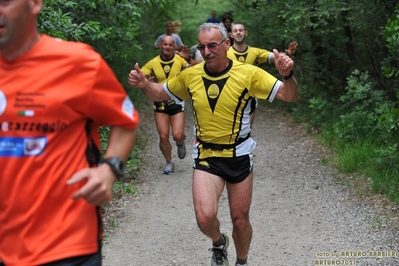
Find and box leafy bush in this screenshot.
[378,105,399,142]
[38,1,104,41]
[307,96,330,128]
[333,70,394,142]
[382,4,399,80]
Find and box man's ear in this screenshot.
[225,38,231,49]
[31,0,43,15]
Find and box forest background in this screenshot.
[39,0,399,203]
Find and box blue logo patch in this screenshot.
[0,136,47,157]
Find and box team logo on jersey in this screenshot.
[161,62,173,79]
[203,77,229,113]
[0,90,6,116]
[235,53,248,63]
[207,84,220,99]
[163,65,171,73]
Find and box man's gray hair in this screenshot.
[198,23,228,40]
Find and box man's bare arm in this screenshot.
[67,125,139,205]
[272,49,299,102]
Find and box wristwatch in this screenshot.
[99,157,126,179]
[282,70,294,80]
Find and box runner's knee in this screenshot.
[172,131,185,142]
[195,208,217,228]
[231,213,250,229]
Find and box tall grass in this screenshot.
[321,133,399,204]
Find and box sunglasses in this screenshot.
[197,39,226,51]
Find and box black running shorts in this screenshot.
[153,101,184,115]
[194,154,253,183]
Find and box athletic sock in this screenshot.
[212,233,226,247]
[236,257,248,265]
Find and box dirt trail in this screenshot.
[102,100,399,266]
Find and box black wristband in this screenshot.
[282,70,294,80]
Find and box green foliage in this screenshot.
[382,4,399,79]
[372,143,398,170]
[379,105,399,141]
[126,148,141,173]
[332,111,376,143]
[334,141,373,173]
[332,139,399,203]
[99,127,111,153]
[370,169,399,203]
[38,0,103,40]
[332,70,393,142]
[67,0,142,59]
[307,96,330,128]
[113,181,139,195]
[326,69,399,198]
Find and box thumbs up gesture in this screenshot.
[128,63,146,88]
[273,49,294,77]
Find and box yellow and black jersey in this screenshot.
[142,53,187,107]
[141,54,187,84]
[164,59,282,159]
[227,45,272,66]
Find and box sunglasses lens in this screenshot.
[197,40,224,51]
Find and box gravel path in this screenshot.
[102,100,399,266]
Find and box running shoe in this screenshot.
[163,162,174,174]
[210,233,230,266]
[236,263,247,266]
[176,141,186,159]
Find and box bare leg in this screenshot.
[226,172,253,260]
[170,112,186,143]
[192,169,226,242]
[154,112,172,162]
